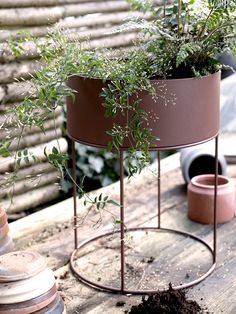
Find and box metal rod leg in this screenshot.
[119,149,125,292]
[72,140,78,250]
[213,135,219,263]
[157,151,161,229]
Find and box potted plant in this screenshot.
[1,0,236,209]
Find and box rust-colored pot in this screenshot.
[66,72,220,149]
[188,174,236,224]
[0,208,9,239]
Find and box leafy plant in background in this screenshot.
[1,0,236,212]
[61,144,120,194]
[61,142,157,196]
[124,0,236,78]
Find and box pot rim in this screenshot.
[69,70,220,83]
[191,174,230,189]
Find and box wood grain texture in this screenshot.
[8,154,236,313]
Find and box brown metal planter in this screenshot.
[68,71,221,293]
[66,71,220,150]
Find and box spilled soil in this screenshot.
[127,284,209,314]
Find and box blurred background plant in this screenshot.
[61,139,159,195]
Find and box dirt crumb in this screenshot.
[127,284,207,314]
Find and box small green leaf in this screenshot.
[24,156,30,164]
[107,199,120,207]
[52,147,59,154]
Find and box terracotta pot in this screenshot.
[67,72,220,149]
[188,174,236,224]
[0,208,9,240]
[0,268,55,304]
[0,223,9,240]
[0,209,7,228]
[0,285,57,314]
[0,251,46,282]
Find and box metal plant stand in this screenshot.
[70,135,219,294]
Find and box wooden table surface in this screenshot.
[9,153,236,314]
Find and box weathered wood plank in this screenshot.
[9,152,181,242]
[0,162,55,185]
[0,104,62,123]
[57,11,151,29]
[55,208,236,313]
[0,2,129,27]
[0,7,62,26]
[0,80,34,103]
[0,11,153,43]
[0,0,108,8]
[0,114,63,141]
[8,127,62,151]
[0,137,68,172]
[2,184,61,214]
[8,156,236,313]
[0,60,41,84]
[0,170,59,198]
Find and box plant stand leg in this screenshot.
[72,140,78,250]
[157,151,161,229]
[70,136,219,293]
[213,135,219,263]
[119,149,125,292]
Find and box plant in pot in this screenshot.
[1,0,236,213]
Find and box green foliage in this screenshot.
[62,144,120,192]
[127,0,153,12]
[0,141,11,158]
[44,146,68,177]
[2,0,236,216]
[7,37,24,58]
[125,0,236,78]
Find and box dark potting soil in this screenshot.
[127,284,208,314]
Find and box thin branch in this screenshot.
[177,0,182,36]
[203,22,235,42]
[197,6,215,40]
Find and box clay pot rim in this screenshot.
[0,251,47,282]
[71,71,220,83]
[191,174,230,189]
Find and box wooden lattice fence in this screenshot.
[0,0,159,217]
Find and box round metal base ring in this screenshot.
[70,227,216,294]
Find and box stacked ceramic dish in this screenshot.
[0,251,66,314]
[0,208,14,256]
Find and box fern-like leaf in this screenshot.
[176,42,202,67]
